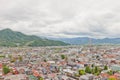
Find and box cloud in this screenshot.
[0,0,120,38]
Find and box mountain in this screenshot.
[0,29,69,47]
[51,37,120,45]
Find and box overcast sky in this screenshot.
[0,0,120,38]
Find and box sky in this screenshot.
[0,0,120,38]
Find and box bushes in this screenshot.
[104,65,108,70]
[108,77,117,80]
[2,65,10,74]
[61,55,66,59]
[108,70,114,75]
[79,66,101,76]
[85,66,92,73]
[38,77,44,80]
[79,69,86,75]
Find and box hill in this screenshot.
[0,29,68,47]
[51,37,120,45]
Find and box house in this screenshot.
[0,63,2,76]
[4,74,28,80]
[79,74,94,80]
[111,65,120,71]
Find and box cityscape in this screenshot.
[0,44,120,80]
[0,0,120,80]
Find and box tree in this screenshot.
[104,65,108,70]
[108,78,117,80]
[94,72,100,76]
[44,59,47,62]
[3,65,10,74]
[85,66,91,73]
[10,57,16,63]
[61,55,66,59]
[91,66,101,75]
[38,77,44,80]
[96,55,99,59]
[108,70,113,75]
[19,56,23,62]
[91,64,94,68]
[94,66,99,73]
[91,68,95,74]
[79,69,86,75]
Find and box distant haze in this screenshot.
[0,0,120,38]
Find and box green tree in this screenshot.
[92,66,101,75]
[38,77,44,80]
[91,64,94,68]
[79,69,86,75]
[85,66,91,73]
[3,65,10,74]
[91,68,95,74]
[61,55,66,59]
[94,71,100,76]
[19,56,23,62]
[94,66,99,73]
[108,78,116,80]
[104,65,108,70]
[10,57,16,63]
[108,70,113,75]
[44,59,47,62]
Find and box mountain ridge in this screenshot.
[50,37,120,45]
[0,29,68,47]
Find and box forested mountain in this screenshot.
[0,29,68,47]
